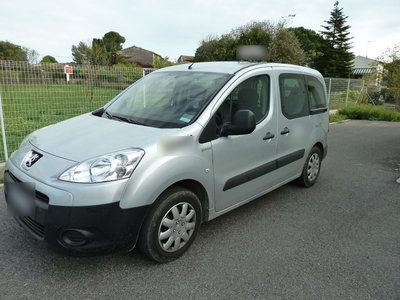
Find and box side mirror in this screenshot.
[220,110,256,137]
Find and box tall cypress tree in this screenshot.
[315,1,354,77]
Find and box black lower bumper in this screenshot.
[44,203,150,255]
[4,170,150,255]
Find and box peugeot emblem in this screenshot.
[23,150,42,169]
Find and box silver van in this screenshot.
[4,62,328,262]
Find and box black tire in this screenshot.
[138,187,202,263]
[296,146,322,187]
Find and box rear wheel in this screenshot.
[138,187,202,263]
[296,146,322,187]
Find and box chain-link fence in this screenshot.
[0,60,155,162]
[323,77,391,110]
[325,78,365,110]
[0,60,379,163]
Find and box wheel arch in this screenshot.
[159,180,210,223]
[313,141,325,159]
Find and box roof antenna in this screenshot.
[188,62,194,70]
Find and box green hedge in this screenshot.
[339,104,400,122]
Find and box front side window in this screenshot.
[279,74,309,119]
[105,71,230,128]
[216,75,270,126]
[199,75,269,143]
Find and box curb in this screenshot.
[329,119,350,125]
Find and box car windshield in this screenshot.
[104,71,231,128]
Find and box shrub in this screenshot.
[329,114,348,123]
[339,104,400,122]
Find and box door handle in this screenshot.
[281,127,290,135]
[263,132,275,140]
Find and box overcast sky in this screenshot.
[1,0,399,63]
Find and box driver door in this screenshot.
[209,72,278,212]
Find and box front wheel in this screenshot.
[296,146,322,187]
[138,187,202,263]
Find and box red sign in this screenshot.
[64,65,73,75]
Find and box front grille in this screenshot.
[18,216,45,239]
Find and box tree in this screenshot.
[153,56,174,68]
[24,48,39,64]
[71,31,126,65]
[91,38,108,65]
[40,55,58,63]
[380,43,400,105]
[195,34,237,62]
[289,27,327,68]
[102,31,126,64]
[268,23,307,64]
[315,1,354,77]
[195,21,306,65]
[71,41,92,64]
[0,41,28,61]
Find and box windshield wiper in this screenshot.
[104,111,146,126]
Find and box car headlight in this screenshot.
[59,149,144,183]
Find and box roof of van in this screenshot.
[156,61,321,76]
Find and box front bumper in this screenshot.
[4,170,150,255]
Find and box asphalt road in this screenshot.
[0,120,399,299]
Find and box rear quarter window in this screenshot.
[306,76,327,110]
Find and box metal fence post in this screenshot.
[327,78,332,103]
[345,79,351,107]
[0,93,8,161]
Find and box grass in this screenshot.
[338,104,400,122]
[329,113,348,123]
[0,83,123,161]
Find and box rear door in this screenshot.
[274,72,312,181]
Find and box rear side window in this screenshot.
[306,76,327,110]
[279,74,309,119]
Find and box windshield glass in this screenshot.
[105,71,231,128]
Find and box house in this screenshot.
[118,46,162,68]
[352,55,384,87]
[177,55,195,64]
